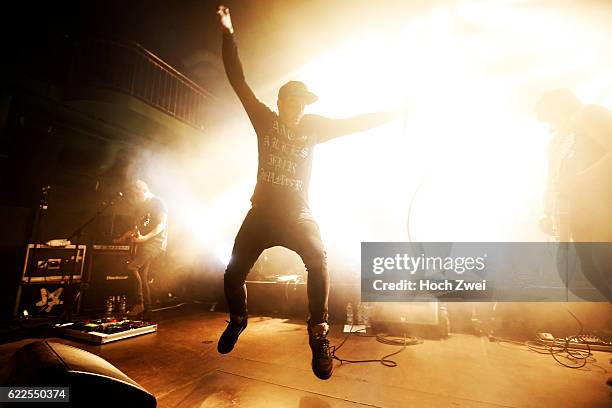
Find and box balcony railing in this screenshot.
[68,39,212,130]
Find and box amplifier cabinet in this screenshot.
[81,245,134,312]
[22,244,86,283]
[14,282,80,317]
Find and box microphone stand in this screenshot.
[62,192,123,322]
[13,186,50,318]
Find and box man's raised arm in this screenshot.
[217,5,269,120]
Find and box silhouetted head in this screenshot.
[277,81,318,127]
[534,88,582,131]
[129,179,152,203]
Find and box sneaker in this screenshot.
[127,304,144,318]
[142,310,153,321]
[217,315,248,354]
[308,325,333,380]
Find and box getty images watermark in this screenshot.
[361,242,612,302]
[371,252,488,292]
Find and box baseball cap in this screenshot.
[278,81,318,105]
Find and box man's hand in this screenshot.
[217,5,234,34]
[131,232,149,244]
[114,230,134,245]
[538,215,554,236]
[392,102,411,121]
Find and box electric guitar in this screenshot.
[113,213,152,255]
[552,132,576,242]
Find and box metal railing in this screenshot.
[68,39,212,130]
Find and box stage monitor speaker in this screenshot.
[371,301,447,338]
[81,245,133,311]
[0,341,156,407]
[244,280,308,317]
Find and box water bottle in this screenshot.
[471,306,483,336]
[118,295,127,315]
[363,303,371,328]
[357,302,364,325]
[346,302,354,325]
[439,306,451,337]
[487,302,499,337]
[105,296,114,316]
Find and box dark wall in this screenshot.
[0,84,145,321]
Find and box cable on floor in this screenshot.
[330,325,423,367]
[490,309,600,370]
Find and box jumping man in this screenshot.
[216,5,400,380]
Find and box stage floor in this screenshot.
[0,304,609,408]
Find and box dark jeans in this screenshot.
[575,243,612,301]
[128,245,162,312]
[569,219,612,300]
[224,205,329,325]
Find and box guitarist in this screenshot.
[535,89,612,300]
[116,179,168,319]
[535,89,582,241]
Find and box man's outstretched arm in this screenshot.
[303,112,400,144]
[217,5,270,120]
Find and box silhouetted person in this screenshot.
[215,5,400,379]
[116,180,168,320]
[535,89,612,300]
